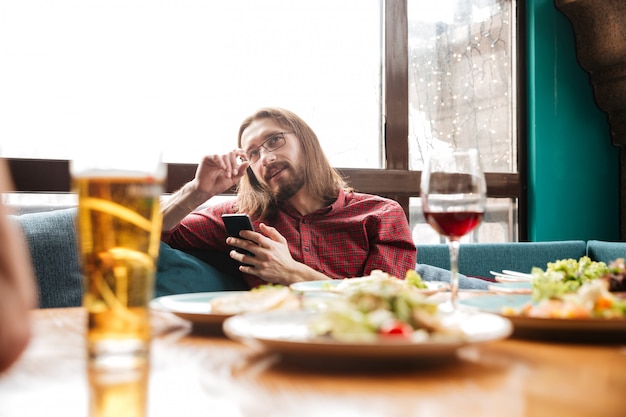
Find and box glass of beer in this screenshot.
[71,150,165,417]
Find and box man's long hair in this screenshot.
[236,107,351,220]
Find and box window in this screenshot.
[0,0,382,167]
[407,0,518,243]
[2,0,521,242]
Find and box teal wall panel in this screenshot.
[526,0,619,241]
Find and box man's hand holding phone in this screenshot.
[221,214,256,260]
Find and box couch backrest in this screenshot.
[11,205,623,308]
[586,240,626,264]
[417,240,588,279]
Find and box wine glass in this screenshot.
[420,148,486,312]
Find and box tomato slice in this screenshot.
[378,320,413,338]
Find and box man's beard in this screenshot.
[264,161,305,203]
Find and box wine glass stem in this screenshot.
[448,239,460,309]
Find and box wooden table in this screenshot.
[1,307,625,417]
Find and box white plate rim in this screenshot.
[459,294,626,332]
[150,291,249,324]
[222,309,512,360]
[487,282,532,295]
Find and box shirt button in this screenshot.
[304,247,310,252]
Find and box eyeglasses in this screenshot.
[242,132,290,165]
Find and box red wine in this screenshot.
[424,211,484,239]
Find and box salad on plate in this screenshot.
[502,257,626,319]
[308,270,464,343]
[326,269,427,291]
[291,268,448,296]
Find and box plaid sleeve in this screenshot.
[361,201,417,279]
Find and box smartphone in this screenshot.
[221,213,255,256]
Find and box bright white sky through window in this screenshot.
[0,1,381,168]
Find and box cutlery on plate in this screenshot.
[502,270,533,279]
[489,270,532,282]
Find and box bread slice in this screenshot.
[210,286,299,314]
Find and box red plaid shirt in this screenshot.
[162,189,417,288]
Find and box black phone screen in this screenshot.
[221,214,255,257]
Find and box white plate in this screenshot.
[290,279,449,296]
[150,291,248,325]
[223,310,512,362]
[487,282,532,295]
[459,294,626,335]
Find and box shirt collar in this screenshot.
[279,188,346,218]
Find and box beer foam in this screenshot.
[72,168,166,180]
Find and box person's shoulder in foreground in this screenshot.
[0,159,37,373]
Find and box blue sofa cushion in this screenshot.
[156,243,248,297]
[414,263,491,290]
[417,240,588,279]
[13,208,82,309]
[586,240,626,264]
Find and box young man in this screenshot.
[161,107,417,288]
